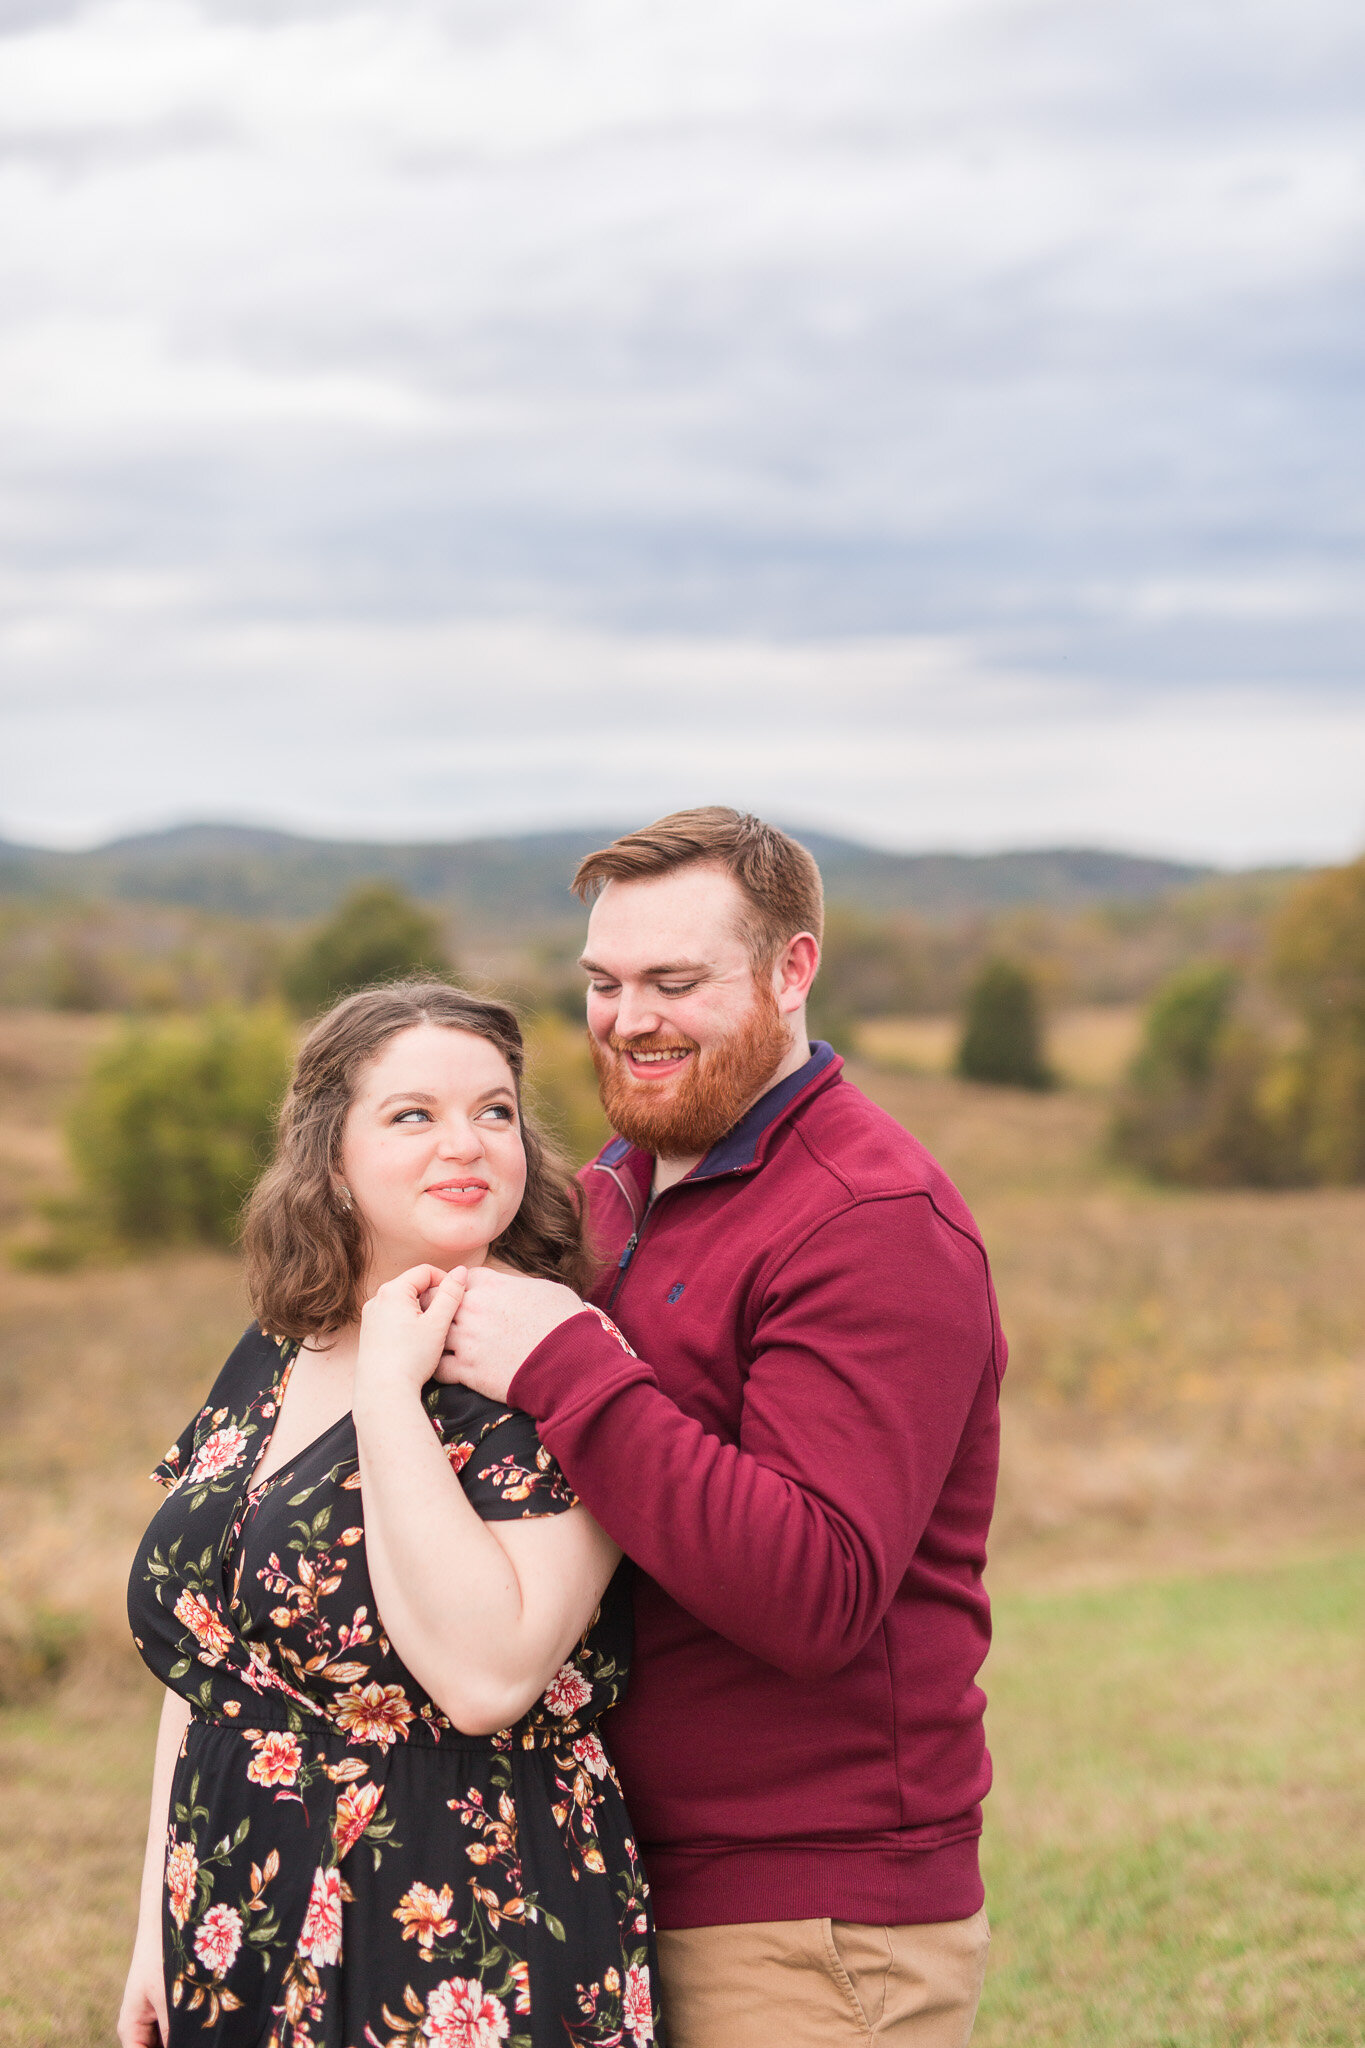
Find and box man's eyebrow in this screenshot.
[578,957,709,978]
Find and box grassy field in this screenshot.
[0,1008,1362,2042]
[976,1551,1365,2047]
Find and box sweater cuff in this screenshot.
[508,1304,651,1425]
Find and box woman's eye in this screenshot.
[479,1104,515,1124]
[392,1108,430,1124]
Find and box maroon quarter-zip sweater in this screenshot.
[509,1044,1005,1930]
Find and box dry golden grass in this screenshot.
[0,1256,253,1673]
[0,1677,161,2045]
[0,1010,114,1233]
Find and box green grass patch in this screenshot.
[0,1556,1360,2045]
[976,1551,1365,2046]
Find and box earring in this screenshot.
[337,1186,353,1213]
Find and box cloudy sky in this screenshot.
[1,0,1362,863]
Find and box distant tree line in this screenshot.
[1112,855,1365,1185]
[0,865,1291,1020]
[11,852,1365,1267]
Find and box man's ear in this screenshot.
[773,932,820,1014]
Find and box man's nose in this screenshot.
[613,988,665,1040]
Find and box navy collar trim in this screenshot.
[592,1042,837,1184]
[690,1041,837,1178]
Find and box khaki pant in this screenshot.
[656,1909,990,2048]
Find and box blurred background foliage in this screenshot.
[1111,857,1365,1187]
[3,844,1365,1271]
[20,1009,296,1268]
[282,881,453,1015]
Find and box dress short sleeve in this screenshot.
[148,1325,289,1490]
[425,1383,578,1521]
[151,1411,202,1490]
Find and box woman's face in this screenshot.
[339,1022,527,1289]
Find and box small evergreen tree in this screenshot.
[956,958,1052,1089]
[284,883,451,1014]
[67,1008,294,1246]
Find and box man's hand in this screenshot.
[437,1267,583,1404]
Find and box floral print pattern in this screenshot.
[129,1324,662,2047]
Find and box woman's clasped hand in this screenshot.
[362,1261,471,1392]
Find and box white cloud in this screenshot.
[0,0,1361,855]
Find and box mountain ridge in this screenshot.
[0,820,1230,923]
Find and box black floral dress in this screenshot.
[127,1322,662,2048]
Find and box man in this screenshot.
[446,808,1005,2048]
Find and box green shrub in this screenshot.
[956,959,1052,1089]
[284,882,451,1014]
[1112,860,1365,1188]
[65,1008,294,1247]
[1110,964,1303,1185]
[1272,854,1365,1182]
[1129,961,1237,1088]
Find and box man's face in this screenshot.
[580,865,796,1159]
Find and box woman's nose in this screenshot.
[436,1121,484,1160]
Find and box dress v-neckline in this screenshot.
[244,1342,355,1499]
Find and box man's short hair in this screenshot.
[572,807,824,966]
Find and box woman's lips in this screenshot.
[423,1180,491,1207]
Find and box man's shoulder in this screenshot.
[786,1074,979,1228]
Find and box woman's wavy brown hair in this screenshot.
[243,979,590,1339]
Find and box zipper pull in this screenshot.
[617,1229,640,1272]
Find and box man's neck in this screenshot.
[650,1032,813,1196]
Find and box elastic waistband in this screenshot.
[188,1701,578,1754]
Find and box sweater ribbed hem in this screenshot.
[645,1833,984,1931]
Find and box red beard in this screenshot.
[589,980,793,1158]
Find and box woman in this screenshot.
[119,981,661,2048]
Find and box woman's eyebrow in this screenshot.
[376,1086,517,1109]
